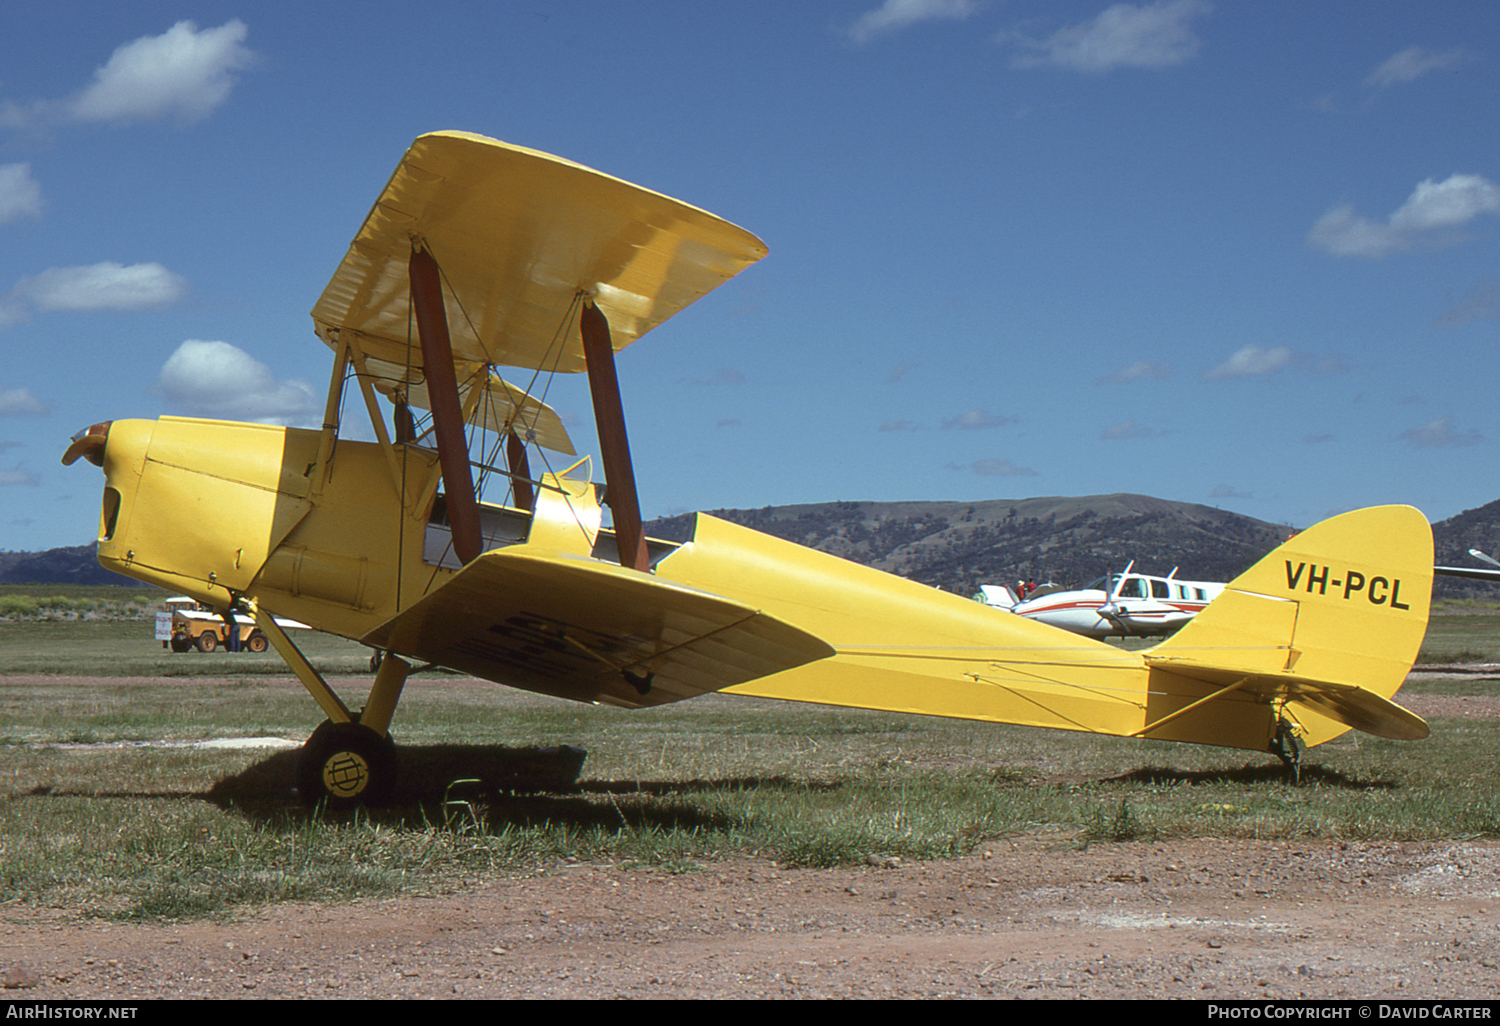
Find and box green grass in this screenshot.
[0,618,376,677]
[0,613,1497,923]
[1417,610,1500,663]
[0,585,163,622]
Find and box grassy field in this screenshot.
[1,611,1498,922]
[0,617,377,677]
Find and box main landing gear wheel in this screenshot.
[297,720,397,808]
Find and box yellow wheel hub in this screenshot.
[323,750,371,798]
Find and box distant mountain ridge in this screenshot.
[8,494,1496,598]
[1428,496,1500,598]
[648,493,1289,595]
[0,545,150,587]
[1431,496,1500,567]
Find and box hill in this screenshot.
[648,493,1289,595]
[1432,496,1500,567]
[0,545,149,587]
[1429,496,1500,599]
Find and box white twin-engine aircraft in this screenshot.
[977,563,1224,639]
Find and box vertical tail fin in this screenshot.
[1146,505,1432,745]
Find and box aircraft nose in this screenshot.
[61,421,112,467]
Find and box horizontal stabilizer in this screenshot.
[1280,677,1428,741]
[363,547,834,709]
[1137,658,1429,741]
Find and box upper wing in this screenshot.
[311,131,768,375]
[361,546,834,710]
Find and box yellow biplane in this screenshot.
[63,132,1432,805]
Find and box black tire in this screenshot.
[170,635,192,653]
[297,720,397,808]
[246,630,269,653]
[195,632,218,653]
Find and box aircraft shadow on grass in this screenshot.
[183,743,843,830]
[20,751,1398,835]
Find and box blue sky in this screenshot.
[2,2,1497,552]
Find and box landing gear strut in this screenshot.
[1271,717,1305,783]
[249,603,412,808]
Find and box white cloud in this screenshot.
[0,466,40,487]
[1365,46,1470,90]
[1209,483,1251,500]
[1390,175,1500,231]
[1400,417,1483,449]
[154,340,320,426]
[848,0,978,44]
[67,20,254,125]
[1010,0,1212,73]
[4,262,187,324]
[1309,174,1500,259]
[1203,345,1292,380]
[0,388,48,416]
[0,164,42,225]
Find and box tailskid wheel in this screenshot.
[297,719,397,808]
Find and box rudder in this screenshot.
[1146,505,1432,746]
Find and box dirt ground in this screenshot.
[3,690,1499,1000]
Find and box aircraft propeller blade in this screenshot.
[1098,559,1135,627]
[61,422,111,467]
[1470,549,1500,570]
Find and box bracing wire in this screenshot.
[419,245,605,554]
